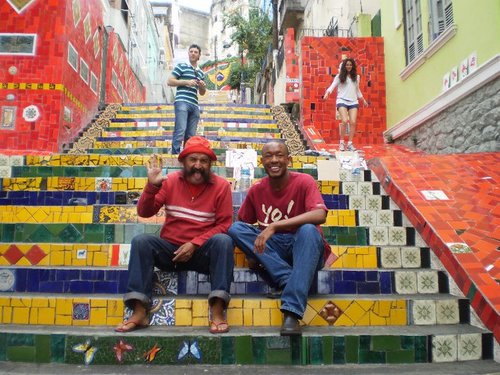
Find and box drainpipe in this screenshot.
[99,26,113,110]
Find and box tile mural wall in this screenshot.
[299,37,386,145]
[0,0,145,153]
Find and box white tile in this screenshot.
[342,181,357,195]
[380,247,402,268]
[417,270,439,294]
[377,210,393,226]
[365,196,381,210]
[436,299,460,324]
[369,227,389,246]
[412,299,436,325]
[358,181,373,196]
[457,333,482,361]
[432,335,458,362]
[9,155,24,166]
[415,232,428,247]
[118,244,131,266]
[389,227,407,246]
[0,166,11,178]
[395,270,418,294]
[0,155,8,166]
[401,247,421,268]
[349,195,365,210]
[358,210,377,227]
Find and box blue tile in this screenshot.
[14,268,27,291]
[246,281,268,294]
[379,272,394,294]
[357,282,380,294]
[366,271,379,281]
[39,281,64,293]
[94,281,119,294]
[333,281,357,294]
[68,281,93,293]
[26,269,41,292]
[342,271,366,282]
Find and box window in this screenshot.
[404,0,423,64]
[429,0,453,41]
[80,58,89,84]
[67,42,78,72]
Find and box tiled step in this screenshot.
[0,267,448,296]
[0,324,492,365]
[0,293,470,328]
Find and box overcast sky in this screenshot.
[154,0,213,13]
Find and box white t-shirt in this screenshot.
[325,75,363,106]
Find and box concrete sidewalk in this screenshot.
[0,361,499,375]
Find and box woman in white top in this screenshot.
[323,58,368,151]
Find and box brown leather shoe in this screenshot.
[280,312,302,336]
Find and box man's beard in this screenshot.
[183,166,210,183]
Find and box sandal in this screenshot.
[114,317,149,333]
[209,320,230,334]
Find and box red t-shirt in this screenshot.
[238,172,330,257]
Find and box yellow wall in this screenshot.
[382,0,500,128]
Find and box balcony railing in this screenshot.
[298,28,352,39]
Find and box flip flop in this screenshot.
[209,320,229,334]
[114,317,149,333]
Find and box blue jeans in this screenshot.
[171,101,200,154]
[124,233,234,309]
[228,222,324,318]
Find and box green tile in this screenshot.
[59,224,84,243]
[308,336,322,365]
[50,334,66,363]
[345,335,359,363]
[359,350,386,364]
[220,336,235,364]
[401,336,415,350]
[372,335,401,351]
[466,283,477,300]
[332,336,345,364]
[252,337,266,364]
[359,335,371,351]
[415,336,429,363]
[0,224,15,242]
[322,336,333,364]
[235,336,253,364]
[7,346,36,362]
[0,333,6,361]
[290,336,302,365]
[386,350,415,364]
[35,335,51,363]
[7,333,34,346]
[266,348,291,365]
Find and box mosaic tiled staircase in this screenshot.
[0,101,494,367]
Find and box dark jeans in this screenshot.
[124,233,234,309]
[228,222,323,318]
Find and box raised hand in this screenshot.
[146,154,168,187]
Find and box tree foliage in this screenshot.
[224,8,272,89]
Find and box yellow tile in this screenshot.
[389,308,407,325]
[2,306,12,323]
[93,252,108,267]
[343,301,369,323]
[55,314,73,325]
[332,313,355,326]
[38,307,55,325]
[56,299,73,315]
[90,308,108,325]
[106,316,123,326]
[107,300,124,317]
[369,311,388,326]
[192,317,206,327]
[356,311,371,326]
[227,309,243,326]
[11,298,31,307]
[176,299,192,309]
[192,300,208,318]
[0,297,10,306]
[29,307,38,324]
[253,309,270,326]
[73,319,90,326]
[12,307,30,324]
[356,300,375,312]
[243,309,253,326]
[309,314,329,326]
[175,309,193,326]
[307,299,328,313]
[91,299,107,308]
[270,309,282,326]
[229,299,242,308]
[0,257,9,266]
[15,257,31,266]
[32,298,48,308]
[51,251,65,266]
[374,301,392,317]
[260,300,279,309]
[243,299,260,309]
[343,253,357,268]
[302,306,317,325]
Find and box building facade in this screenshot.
[381,0,500,153]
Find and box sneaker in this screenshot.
[347,142,356,151]
[339,142,345,151]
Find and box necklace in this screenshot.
[186,182,208,202]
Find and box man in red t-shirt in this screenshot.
[228,140,329,336]
[115,136,234,334]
